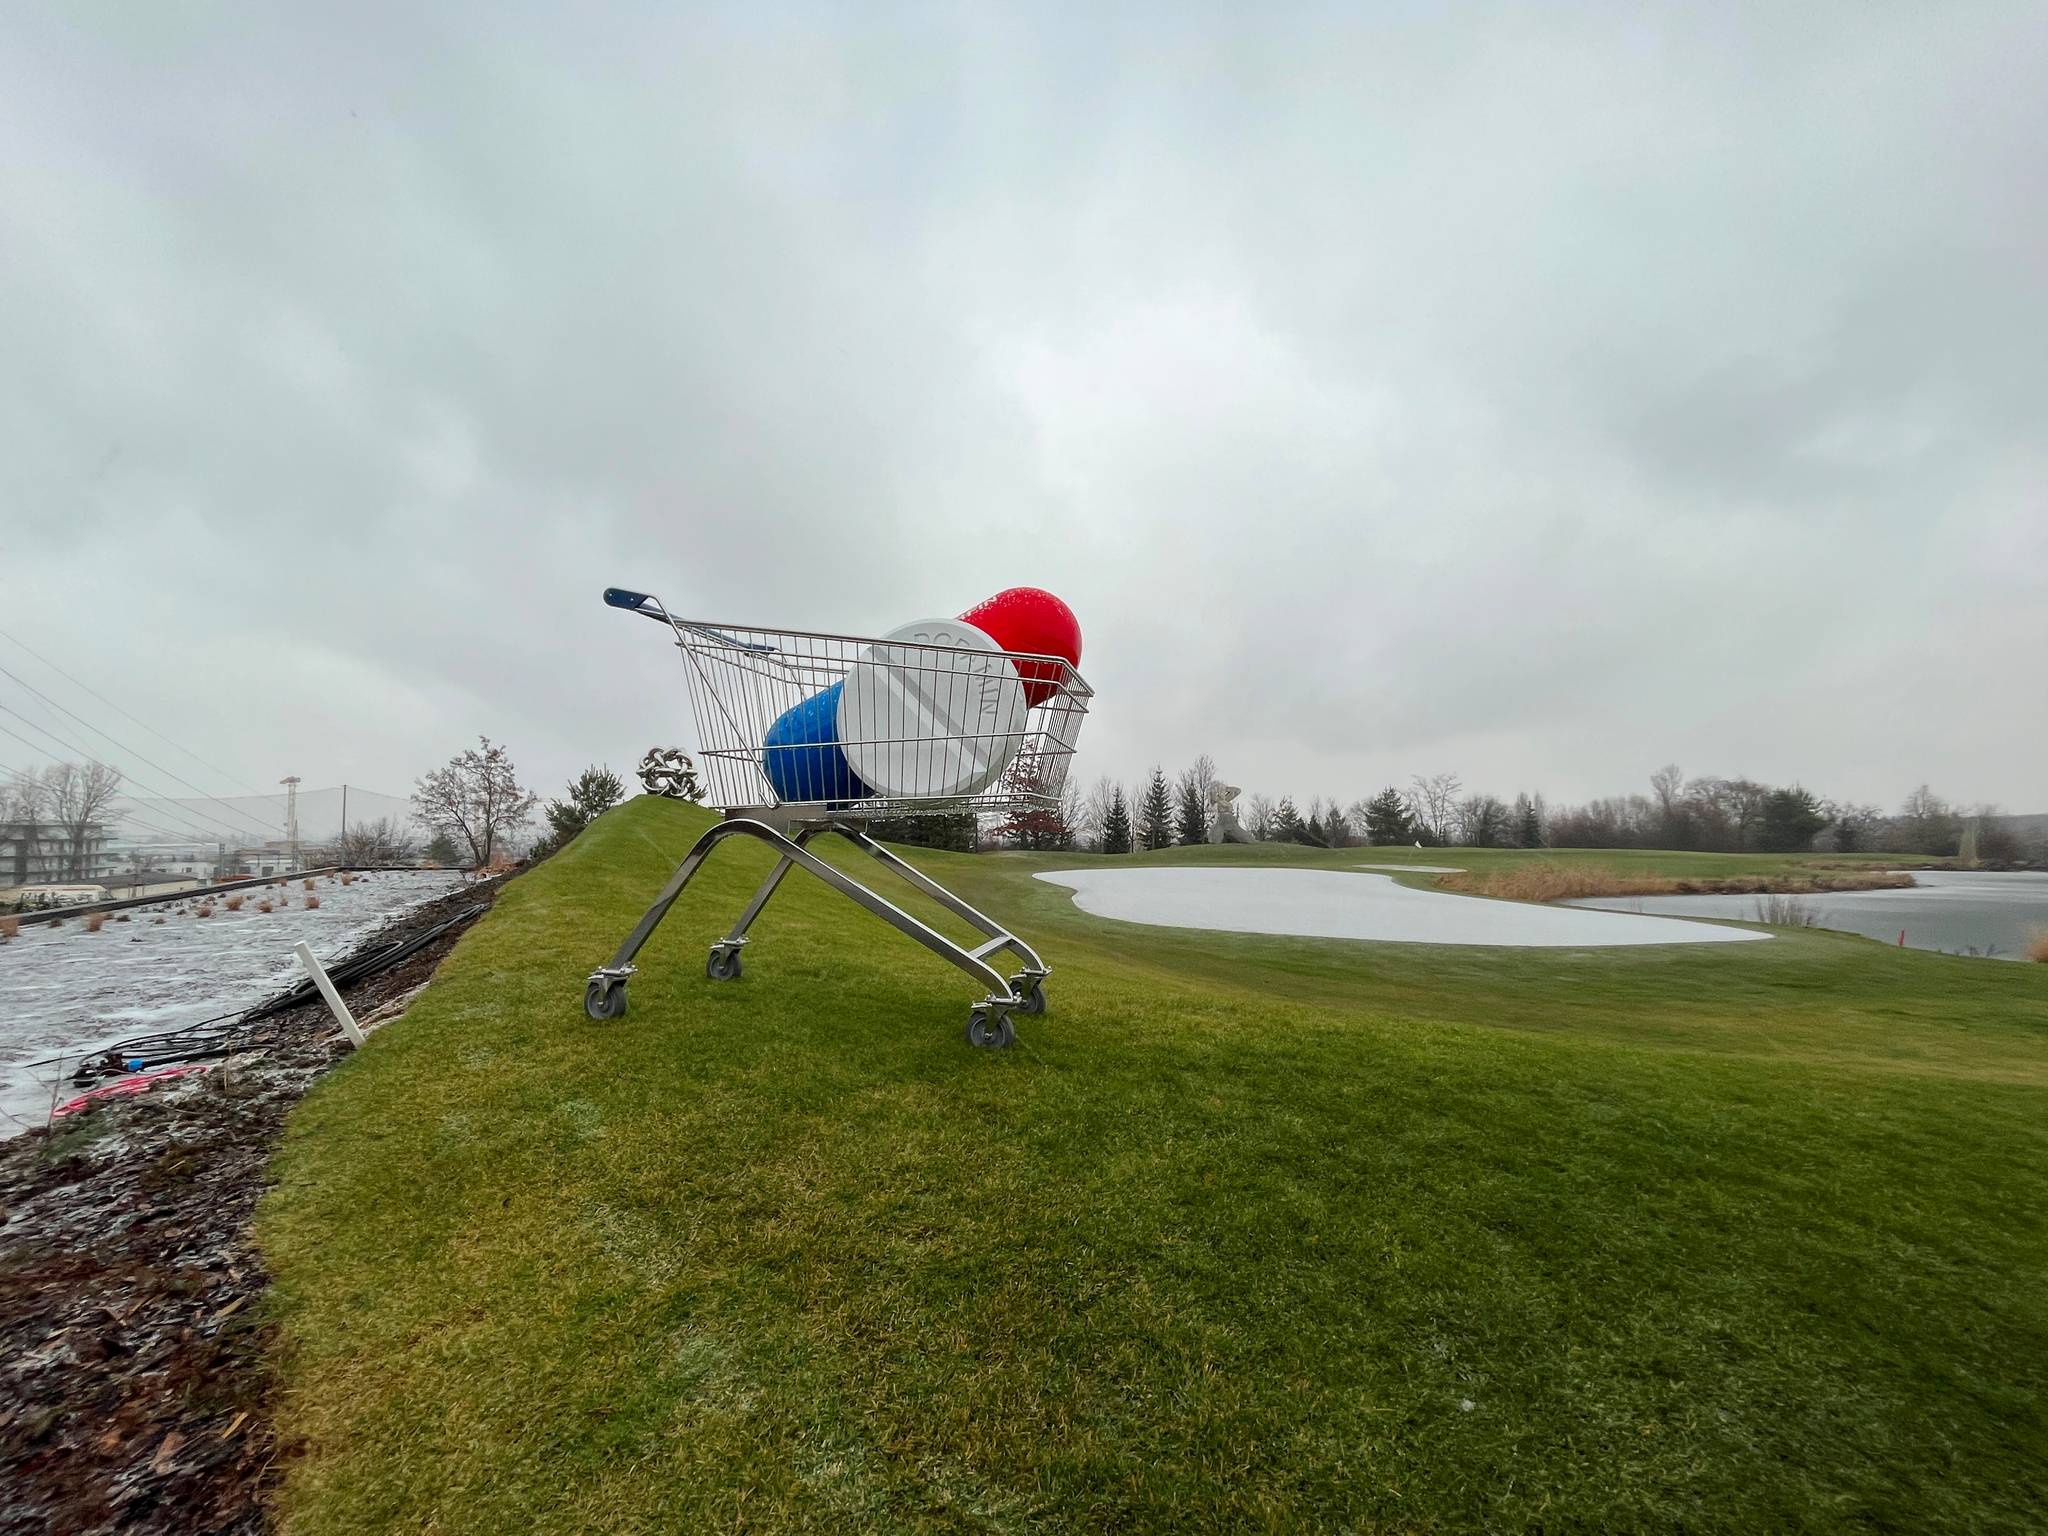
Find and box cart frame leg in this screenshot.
[825,825,1048,984]
[586,818,1025,1007]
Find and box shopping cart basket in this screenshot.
[582,587,1093,1048]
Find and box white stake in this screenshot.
[294,941,366,1048]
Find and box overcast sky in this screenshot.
[4,2,2044,826]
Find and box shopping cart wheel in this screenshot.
[584,978,628,1021]
[965,1008,1015,1050]
[706,948,743,982]
[1010,977,1047,1015]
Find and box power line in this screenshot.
[0,665,281,837]
[0,623,270,797]
[0,712,263,845]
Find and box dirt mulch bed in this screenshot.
[0,877,505,1536]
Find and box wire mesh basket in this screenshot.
[606,590,1092,818]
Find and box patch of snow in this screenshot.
[1034,867,1769,949]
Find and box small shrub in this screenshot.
[2027,929,2048,964]
[225,894,246,911]
[0,914,18,940]
[114,913,131,923]
[1753,894,1822,927]
[304,894,321,909]
[256,899,274,914]
[304,878,316,890]
[84,911,106,932]
[196,904,215,918]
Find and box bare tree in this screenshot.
[41,761,124,878]
[1650,763,1688,846]
[1077,774,1118,850]
[2,774,48,886]
[1405,772,1463,846]
[1456,794,1510,848]
[1345,798,1376,842]
[1244,793,1276,841]
[337,816,419,865]
[412,737,539,868]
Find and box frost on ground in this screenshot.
[0,871,465,1136]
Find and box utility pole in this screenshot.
[280,775,301,872]
[341,783,348,852]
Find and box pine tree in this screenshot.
[1175,769,1208,846]
[1139,768,1177,851]
[1362,787,1413,845]
[1274,795,1307,843]
[1100,786,1133,854]
[1513,793,1543,848]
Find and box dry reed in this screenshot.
[1438,864,1915,904]
[304,894,321,909]
[0,914,18,940]
[225,894,246,911]
[84,911,107,932]
[196,904,216,918]
[2026,930,2048,964]
[257,899,274,914]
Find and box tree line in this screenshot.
[1007,762,2038,860]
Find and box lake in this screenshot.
[1567,870,2048,960]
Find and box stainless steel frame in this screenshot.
[582,586,1089,1049]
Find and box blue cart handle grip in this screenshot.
[604,587,657,611]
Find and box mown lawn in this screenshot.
[259,798,2048,1533]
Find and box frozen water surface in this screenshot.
[1569,870,2048,960]
[0,871,465,1136]
[1036,867,1770,949]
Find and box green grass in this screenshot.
[259,799,2048,1533]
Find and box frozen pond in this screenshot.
[1569,870,2048,960]
[1036,867,1768,949]
[0,870,466,1135]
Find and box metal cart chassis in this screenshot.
[584,809,1047,1049]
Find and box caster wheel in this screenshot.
[706,948,743,982]
[1011,977,1046,1015]
[966,1008,1015,1050]
[584,979,628,1021]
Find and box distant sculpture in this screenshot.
[1206,780,1256,844]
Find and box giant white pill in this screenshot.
[838,619,1028,799]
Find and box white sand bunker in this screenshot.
[1035,867,1768,949]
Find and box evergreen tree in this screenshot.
[1758,787,1828,852]
[1274,795,1307,843]
[1514,793,1543,848]
[1362,787,1413,845]
[1139,768,1177,851]
[1175,769,1208,846]
[424,830,462,867]
[1100,786,1133,854]
[544,765,628,848]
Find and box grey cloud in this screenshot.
[2,1,2043,819]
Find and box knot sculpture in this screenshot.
[638,747,703,801]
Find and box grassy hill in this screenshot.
[259,798,2048,1533]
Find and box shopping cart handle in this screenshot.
[603,587,659,613]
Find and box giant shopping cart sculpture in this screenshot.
[583,588,1093,1048]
